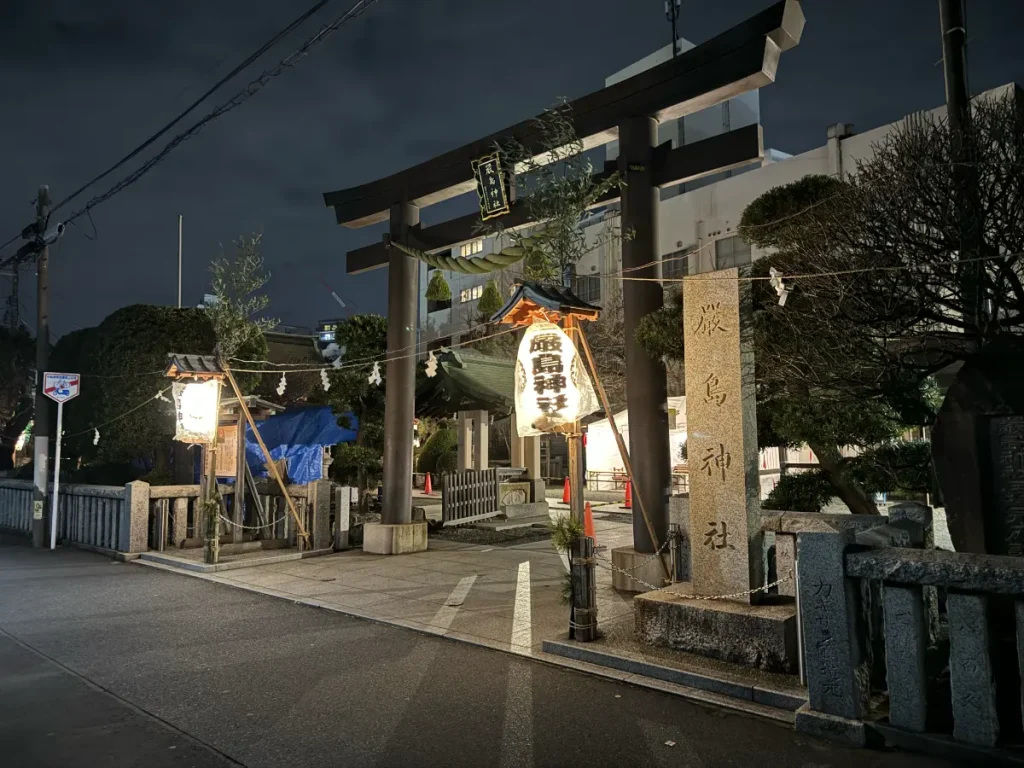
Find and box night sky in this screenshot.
[2,0,1023,339]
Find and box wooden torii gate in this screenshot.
[323,0,805,555]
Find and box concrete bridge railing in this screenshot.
[0,478,149,557]
[795,521,1024,759]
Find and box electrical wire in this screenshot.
[63,0,381,228]
[48,0,350,217]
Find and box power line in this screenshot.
[0,0,381,262]
[49,0,349,217]
[63,0,381,229]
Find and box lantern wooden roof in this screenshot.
[491,281,601,327]
[164,353,224,379]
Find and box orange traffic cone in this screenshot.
[624,479,633,509]
[562,476,571,504]
[424,472,433,495]
[584,502,596,539]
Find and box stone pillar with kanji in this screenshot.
[683,266,764,600]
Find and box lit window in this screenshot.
[460,240,484,257]
[459,285,484,303]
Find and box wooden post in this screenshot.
[578,324,671,582]
[221,363,310,549]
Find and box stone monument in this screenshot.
[682,267,763,598]
[635,267,797,673]
[931,337,1024,555]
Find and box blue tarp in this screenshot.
[245,406,356,485]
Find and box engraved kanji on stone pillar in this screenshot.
[683,267,763,599]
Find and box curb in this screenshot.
[542,639,806,712]
[134,558,796,725]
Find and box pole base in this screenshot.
[363,521,428,555]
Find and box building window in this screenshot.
[574,274,601,304]
[459,284,484,303]
[715,235,751,270]
[662,249,691,280]
[459,240,484,258]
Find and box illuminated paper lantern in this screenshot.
[172,379,221,443]
[514,322,598,437]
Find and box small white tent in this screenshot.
[585,396,782,499]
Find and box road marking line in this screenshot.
[510,560,532,655]
[427,575,477,635]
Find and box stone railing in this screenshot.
[0,478,336,556]
[0,478,148,558]
[795,524,1024,758]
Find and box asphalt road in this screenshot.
[0,537,959,768]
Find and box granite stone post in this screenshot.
[334,485,351,551]
[472,410,488,470]
[947,592,999,747]
[683,266,763,599]
[308,480,331,551]
[172,497,188,548]
[882,584,928,732]
[776,533,797,597]
[120,481,150,554]
[796,530,868,720]
[457,412,473,471]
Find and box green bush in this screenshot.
[416,426,458,475]
[762,470,835,513]
[849,440,934,496]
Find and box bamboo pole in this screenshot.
[221,364,311,550]
[576,324,671,583]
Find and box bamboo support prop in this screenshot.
[576,324,672,583]
[221,363,311,550]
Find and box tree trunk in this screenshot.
[807,441,880,515]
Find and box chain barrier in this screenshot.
[218,513,289,532]
[593,557,794,602]
[592,536,670,574]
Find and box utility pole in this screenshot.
[665,0,681,57]
[177,214,183,308]
[32,185,51,548]
[939,0,983,341]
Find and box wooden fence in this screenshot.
[440,469,500,527]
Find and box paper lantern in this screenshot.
[172,379,221,443]
[514,322,598,437]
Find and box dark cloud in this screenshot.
[1,0,1023,339]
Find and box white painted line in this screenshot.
[510,560,532,655]
[427,575,477,635]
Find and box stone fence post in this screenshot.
[119,481,151,554]
[308,480,332,551]
[794,529,870,746]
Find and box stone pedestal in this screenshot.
[362,521,428,555]
[611,546,670,594]
[635,588,798,673]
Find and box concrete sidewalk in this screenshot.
[145,512,637,658]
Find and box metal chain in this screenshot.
[594,558,794,601]
[218,513,289,531]
[592,536,670,574]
